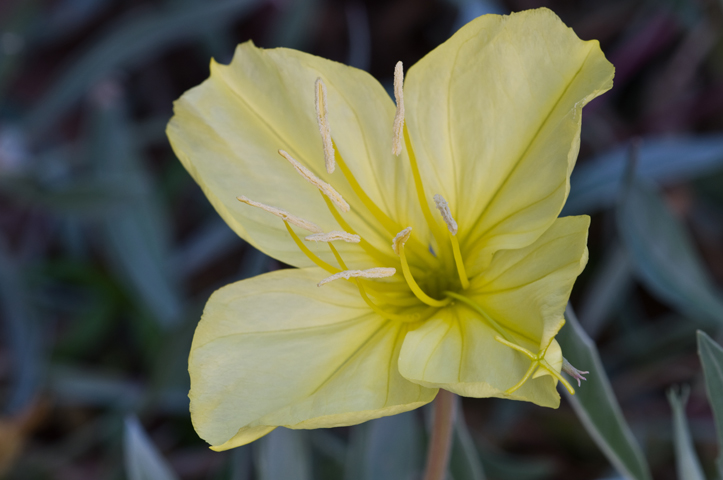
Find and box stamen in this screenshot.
[433,194,457,234]
[392,226,412,255]
[237,195,322,233]
[392,61,405,156]
[315,78,335,174]
[332,142,434,263]
[305,231,360,243]
[434,194,469,289]
[319,192,401,268]
[318,267,396,287]
[278,150,349,212]
[394,228,451,308]
[284,221,340,274]
[402,126,447,253]
[562,358,589,387]
[326,242,419,320]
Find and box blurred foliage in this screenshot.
[1,0,723,479]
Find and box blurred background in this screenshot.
[1,0,723,479]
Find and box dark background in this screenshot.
[1,0,723,478]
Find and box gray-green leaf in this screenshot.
[617,172,723,327]
[557,306,652,480]
[667,387,706,480]
[123,415,179,480]
[697,330,723,476]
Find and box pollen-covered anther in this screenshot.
[318,267,396,287]
[391,226,412,255]
[278,150,350,212]
[562,357,590,387]
[305,231,360,243]
[315,78,335,174]
[236,195,323,233]
[433,194,458,235]
[392,61,405,156]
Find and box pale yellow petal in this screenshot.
[189,268,436,450]
[398,306,561,407]
[167,42,428,270]
[470,215,590,349]
[403,8,614,275]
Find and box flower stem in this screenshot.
[423,389,457,480]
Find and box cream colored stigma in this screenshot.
[433,194,458,235]
[562,358,589,387]
[305,231,360,243]
[236,195,323,233]
[392,226,412,255]
[392,61,405,156]
[315,78,335,174]
[318,267,396,287]
[278,150,350,212]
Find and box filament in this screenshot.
[319,193,399,268]
[328,243,418,322]
[449,234,469,290]
[399,243,451,308]
[284,221,340,274]
[402,125,448,255]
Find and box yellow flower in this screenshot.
[167,8,614,451]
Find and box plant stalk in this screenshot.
[422,389,457,480]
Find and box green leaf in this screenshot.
[565,135,723,215]
[123,415,179,480]
[449,403,486,480]
[25,0,261,134]
[667,387,706,480]
[88,93,182,328]
[256,429,311,480]
[557,306,652,480]
[697,330,723,476]
[616,172,723,327]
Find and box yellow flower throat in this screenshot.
[236,63,576,395]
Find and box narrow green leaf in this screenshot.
[88,93,182,328]
[616,172,723,327]
[557,306,652,480]
[667,387,706,480]
[565,135,723,215]
[449,403,486,480]
[256,429,311,480]
[26,0,261,134]
[697,330,723,476]
[123,415,179,480]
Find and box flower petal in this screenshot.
[189,267,436,450]
[403,8,613,274]
[472,215,590,349]
[398,216,589,405]
[167,42,428,270]
[398,306,562,407]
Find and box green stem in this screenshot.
[423,389,457,480]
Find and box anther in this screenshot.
[392,61,405,156]
[318,267,396,287]
[562,358,589,387]
[278,150,350,212]
[305,231,360,243]
[433,194,458,235]
[237,195,323,233]
[392,226,412,255]
[315,78,335,174]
